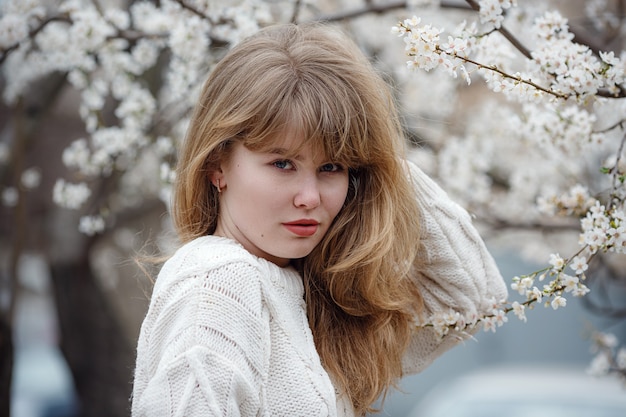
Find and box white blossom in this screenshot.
[52,179,91,210]
[79,214,106,236]
[67,70,89,90]
[482,316,498,332]
[0,14,29,49]
[561,274,579,293]
[160,163,176,184]
[1,187,18,207]
[63,139,92,173]
[512,301,527,322]
[617,348,626,369]
[115,86,157,130]
[594,332,620,350]
[130,1,172,34]
[587,352,611,376]
[154,136,175,157]
[168,15,210,63]
[131,39,162,71]
[104,8,130,31]
[549,253,565,271]
[21,167,41,189]
[586,0,621,32]
[511,275,534,296]
[530,287,543,303]
[68,7,116,52]
[580,202,626,254]
[492,308,508,327]
[570,256,588,275]
[550,295,567,310]
[478,0,515,29]
[81,78,109,112]
[572,284,590,297]
[2,0,44,16]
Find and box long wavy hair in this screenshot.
[172,23,424,415]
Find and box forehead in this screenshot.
[247,128,328,160]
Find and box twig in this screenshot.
[0,14,71,65]
[174,0,215,24]
[609,131,626,202]
[291,0,303,24]
[448,50,570,99]
[314,0,406,22]
[464,0,532,59]
[595,119,625,134]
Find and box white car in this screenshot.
[408,366,626,417]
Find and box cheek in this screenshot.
[328,177,350,217]
[234,173,288,216]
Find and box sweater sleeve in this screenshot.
[402,160,508,375]
[132,244,270,417]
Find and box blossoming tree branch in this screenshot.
[1,0,625,385]
[392,0,625,380]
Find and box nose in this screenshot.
[293,174,321,209]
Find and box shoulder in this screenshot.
[153,236,266,302]
[161,235,260,278]
[135,237,273,402]
[143,236,271,350]
[170,234,258,264]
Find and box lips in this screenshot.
[283,219,320,237]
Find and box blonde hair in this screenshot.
[172,23,424,415]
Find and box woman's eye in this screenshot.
[320,163,343,172]
[272,160,294,170]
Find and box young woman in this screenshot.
[131,23,507,417]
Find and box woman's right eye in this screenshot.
[272,160,294,170]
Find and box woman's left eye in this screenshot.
[272,160,294,170]
[320,163,343,172]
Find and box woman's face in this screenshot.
[212,135,350,267]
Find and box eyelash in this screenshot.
[320,163,344,173]
[272,160,294,170]
[272,160,344,172]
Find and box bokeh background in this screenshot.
[2,1,626,416]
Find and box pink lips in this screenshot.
[283,219,320,237]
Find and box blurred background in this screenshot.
[1,1,626,416]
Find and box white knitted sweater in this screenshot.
[131,161,507,417]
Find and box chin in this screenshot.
[277,245,317,261]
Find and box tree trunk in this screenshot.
[0,316,13,417]
[50,254,135,417]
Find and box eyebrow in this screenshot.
[265,144,332,163]
[266,147,303,160]
[266,147,289,155]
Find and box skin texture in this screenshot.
[212,135,349,267]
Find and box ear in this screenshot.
[209,169,225,191]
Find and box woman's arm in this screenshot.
[402,160,508,374]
